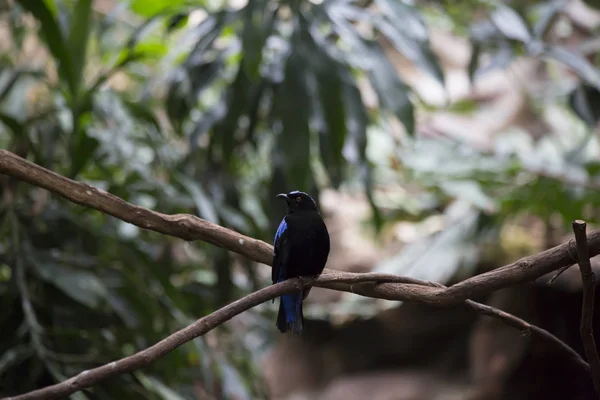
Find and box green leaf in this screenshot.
[166,56,224,133]
[128,0,186,17]
[211,64,250,165]
[274,51,312,190]
[315,58,347,187]
[241,0,273,81]
[366,44,414,134]
[342,77,368,165]
[189,95,227,148]
[0,112,24,136]
[175,174,219,224]
[16,0,74,94]
[32,262,109,309]
[70,126,100,177]
[120,97,163,134]
[165,13,189,33]
[67,0,92,100]
[375,0,444,84]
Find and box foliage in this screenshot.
[1,0,600,398]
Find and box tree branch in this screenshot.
[0,150,595,397]
[2,150,600,305]
[573,220,600,396]
[1,278,307,400]
[1,273,590,400]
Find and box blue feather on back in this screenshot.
[274,217,299,324]
[274,218,287,243]
[274,217,287,284]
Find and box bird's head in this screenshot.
[277,191,319,213]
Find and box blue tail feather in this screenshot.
[277,291,303,335]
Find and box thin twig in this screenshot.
[572,220,600,396]
[464,299,589,373]
[427,281,590,374]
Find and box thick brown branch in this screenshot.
[2,272,590,400]
[573,220,600,396]
[2,150,600,305]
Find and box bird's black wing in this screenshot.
[272,216,290,285]
[314,219,330,272]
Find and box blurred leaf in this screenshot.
[532,0,564,39]
[341,77,368,166]
[375,0,444,84]
[544,46,600,90]
[31,261,109,309]
[70,127,100,177]
[467,41,480,83]
[135,372,187,400]
[374,201,480,283]
[490,5,532,43]
[438,180,496,212]
[166,59,223,133]
[568,83,600,126]
[312,51,347,187]
[473,42,514,78]
[217,356,251,400]
[0,112,24,136]
[274,50,312,190]
[120,97,163,134]
[166,13,189,33]
[0,69,44,103]
[241,0,273,81]
[67,0,92,100]
[583,0,600,10]
[212,64,251,166]
[17,0,74,94]
[0,345,33,375]
[128,0,186,17]
[190,95,227,148]
[176,174,219,224]
[367,46,414,134]
[127,15,163,49]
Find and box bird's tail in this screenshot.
[277,293,303,335]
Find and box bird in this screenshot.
[272,190,330,335]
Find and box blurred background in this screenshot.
[1,0,600,398]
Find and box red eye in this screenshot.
[295,197,302,202]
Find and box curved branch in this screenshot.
[2,272,590,400]
[2,278,307,400]
[1,150,600,306]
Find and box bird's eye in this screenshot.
[295,197,302,202]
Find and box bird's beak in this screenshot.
[276,193,290,204]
